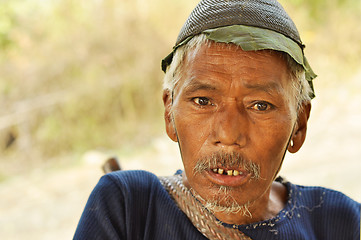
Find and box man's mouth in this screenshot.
[206,167,250,187]
[212,168,243,176]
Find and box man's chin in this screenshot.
[192,186,252,217]
[203,200,252,217]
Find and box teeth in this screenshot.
[213,168,242,176]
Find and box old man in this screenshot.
[74,0,360,239]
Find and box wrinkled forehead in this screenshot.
[185,41,286,66]
[182,41,290,80]
[176,42,291,94]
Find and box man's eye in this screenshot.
[251,102,272,111]
[193,97,211,106]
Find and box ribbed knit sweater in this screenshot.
[74,170,360,240]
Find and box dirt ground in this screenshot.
[0,72,360,240]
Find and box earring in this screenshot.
[290,140,294,148]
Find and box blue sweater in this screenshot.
[74,170,360,240]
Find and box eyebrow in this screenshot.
[243,81,283,95]
[182,78,283,96]
[183,79,217,94]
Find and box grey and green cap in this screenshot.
[161,0,316,98]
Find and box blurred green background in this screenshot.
[0,0,360,239]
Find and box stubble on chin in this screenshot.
[190,185,252,217]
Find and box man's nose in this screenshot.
[212,102,248,148]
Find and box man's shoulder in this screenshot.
[289,182,360,220]
[100,170,164,193]
[91,170,176,211]
[294,183,359,206]
[105,169,159,183]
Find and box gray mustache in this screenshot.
[193,151,261,180]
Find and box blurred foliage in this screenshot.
[0,0,181,174]
[287,0,359,20]
[0,4,15,51]
[0,0,360,177]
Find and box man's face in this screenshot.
[164,43,301,211]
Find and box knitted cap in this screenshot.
[176,0,302,47]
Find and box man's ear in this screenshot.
[163,90,178,142]
[288,102,311,153]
